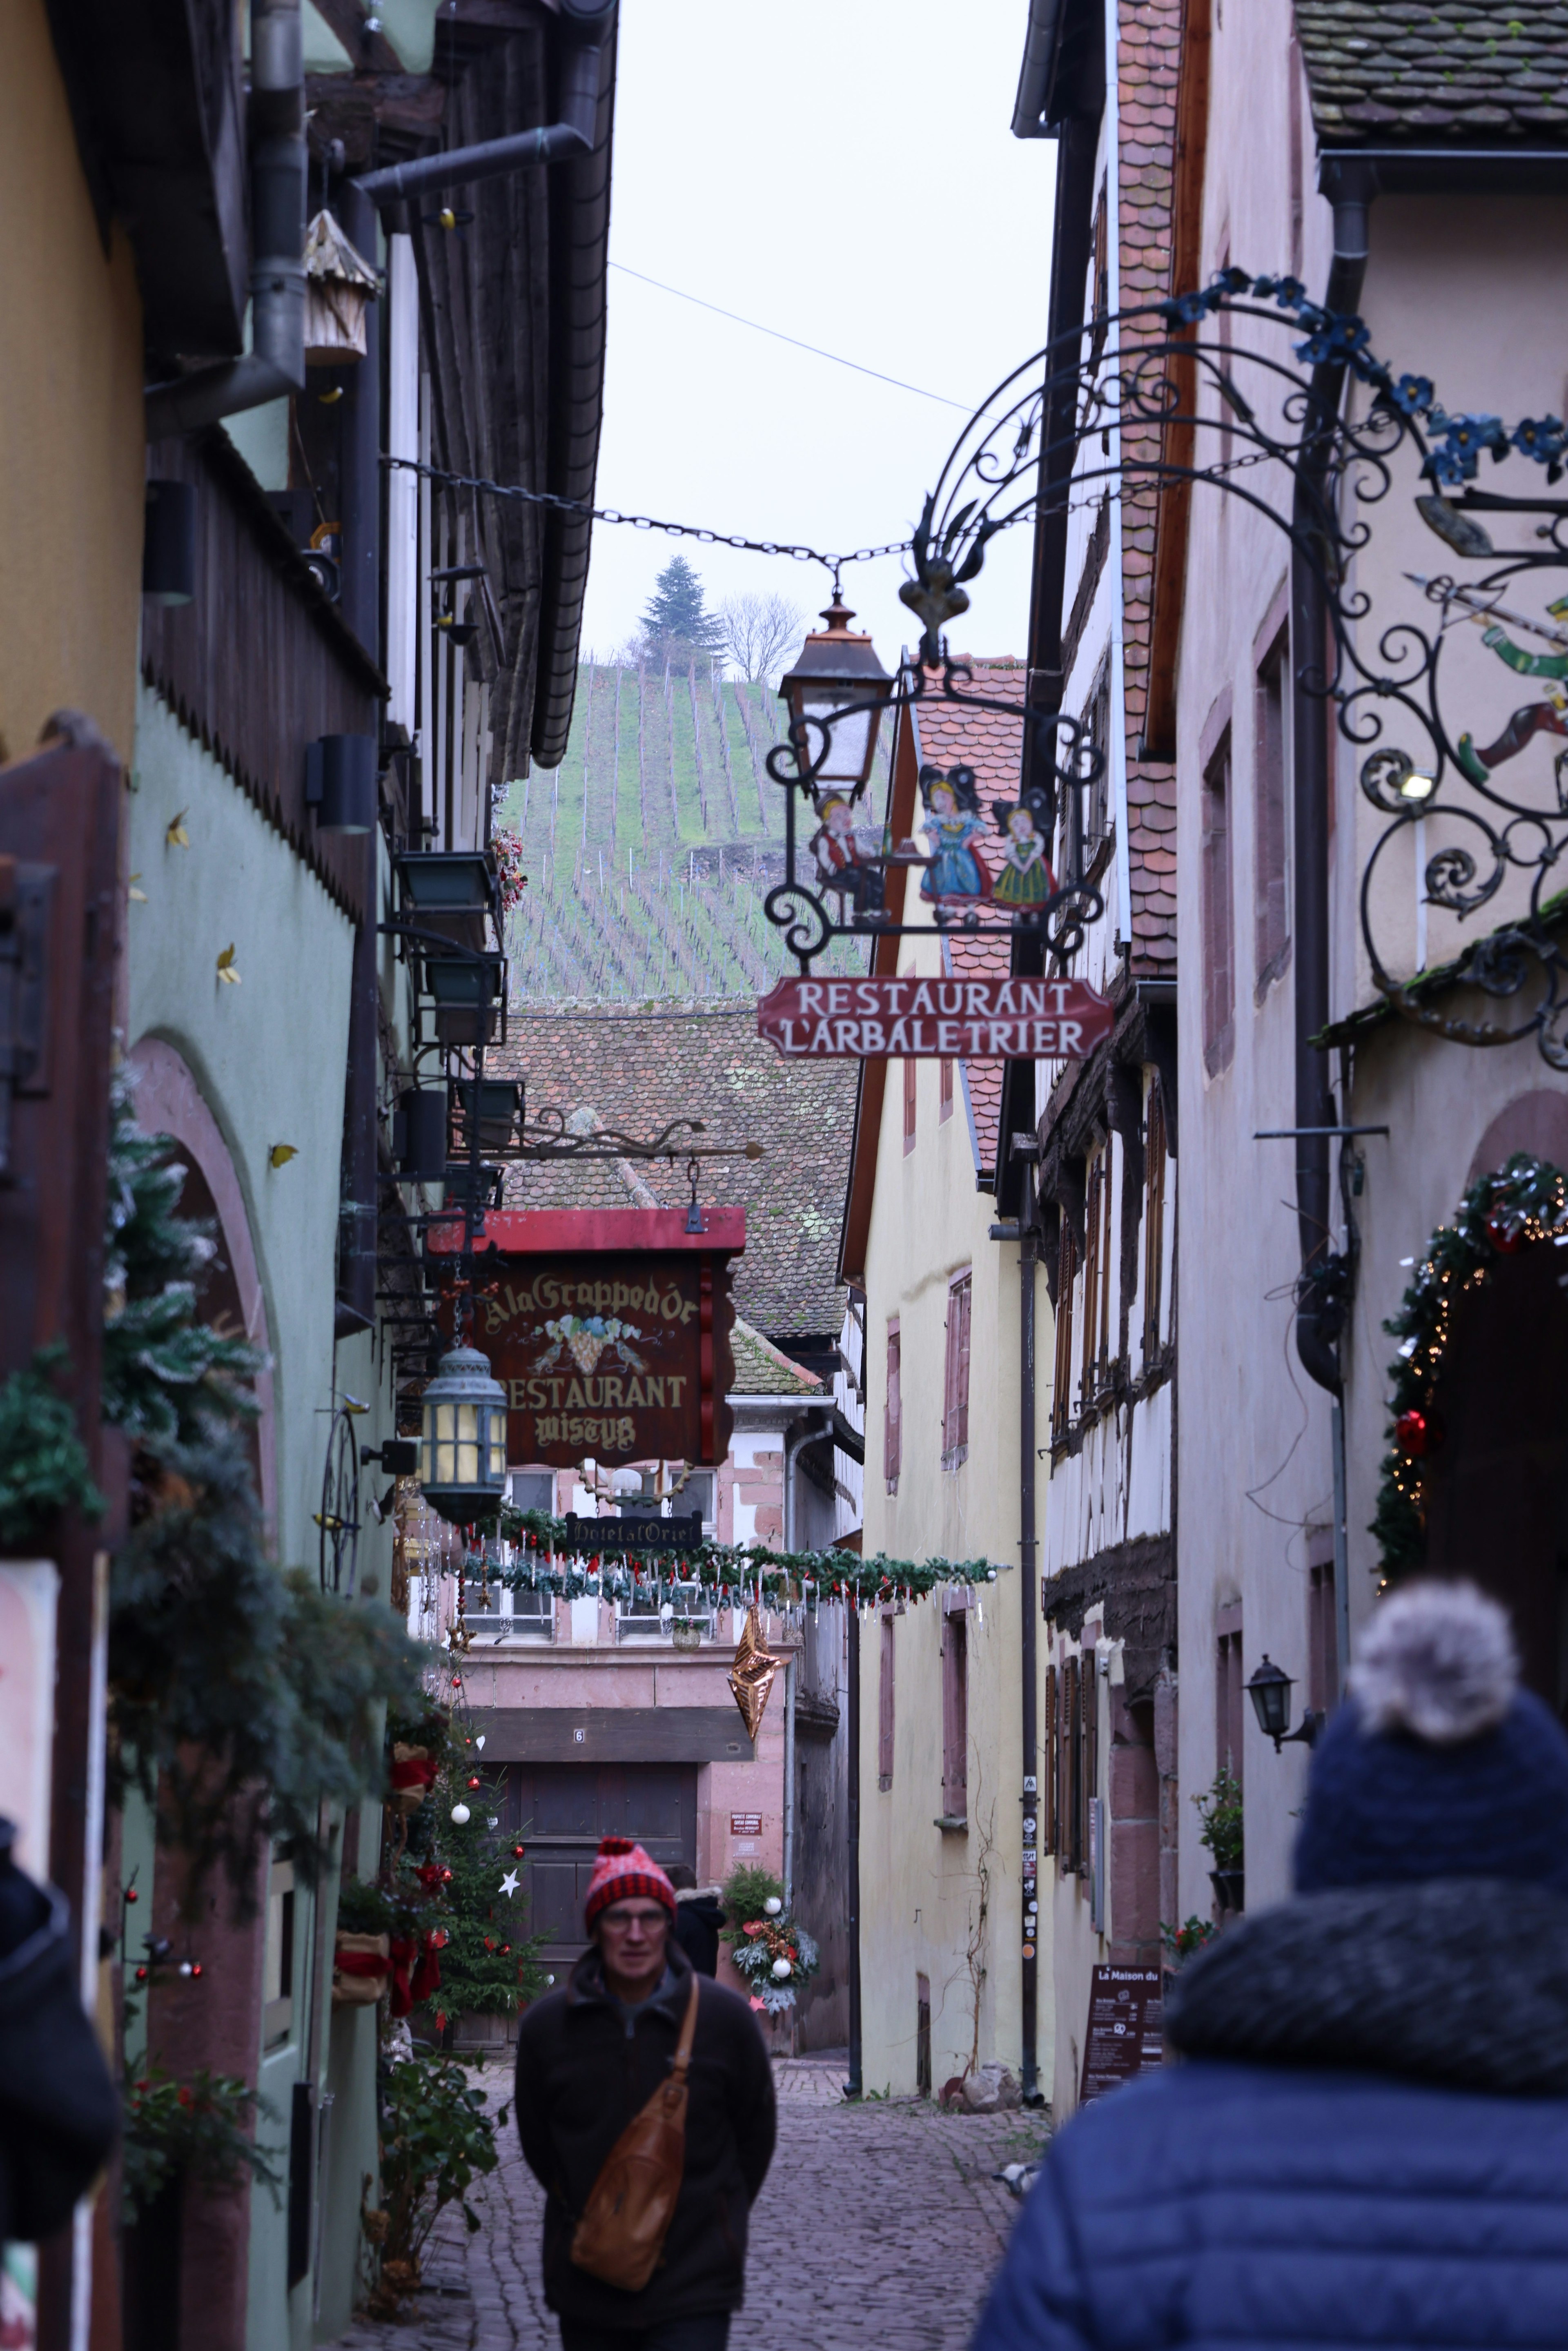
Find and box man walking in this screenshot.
[974,1581,1568,2349]
[516,1836,776,2351]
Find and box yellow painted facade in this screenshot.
[0,0,145,767]
[855,918,1054,2099]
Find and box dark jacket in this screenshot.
[974,1879,1568,2351]
[671,1894,726,1979]
[514,1937,775,2329]
[0,1869,119,2251]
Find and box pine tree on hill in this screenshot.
[638,555,726,670]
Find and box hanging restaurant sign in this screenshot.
[428,1208,740,1468]
[755,974,1115,1060]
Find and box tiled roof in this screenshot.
[492,1001,857,1342]
[730,1316,823,1397]
[912,665,1023,1176]
[1298,3,1568,145]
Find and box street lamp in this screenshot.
[777,592,894,792]
[419,1343,509,1524]
[1245,1654,1324,1753]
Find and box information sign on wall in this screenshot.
[429,1208,741,1468]
[1079,1965,1165,2105]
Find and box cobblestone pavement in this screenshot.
[328,2056,1040,2351]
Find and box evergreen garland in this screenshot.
[1372,1151,1568,1573]
[0,1342,104,1545]
[483,1505,1002,1607]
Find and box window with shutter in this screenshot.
[884,1321,901,1493]
[1202,728,1236,1075]
[942,1270,972,1468]
[1216,1613,1244,1787]
[1080,1154,1103,1406]
[939,1056,954,1122]
[1143,1081,1167,1360]
[1254,627,1290,997]
[1042,1664,1058,1855]
[878,1613,895,1790]
[941,1607,968,1820]
[1051,1219,1077,1442]
[1082,1644,1100,1888]
[903,1055,917,1154]
[1064,1654,1082,1874]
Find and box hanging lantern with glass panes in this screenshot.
[419,1344,509,1524]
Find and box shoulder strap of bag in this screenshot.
[669,1971,701,2085]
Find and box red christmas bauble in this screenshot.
[1486,1209,1525,1253]
[1395,1408,1446,1456]
[513,1844,525,1857]
[467,1776,481,1789]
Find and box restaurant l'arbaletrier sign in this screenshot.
[428,1208,741,1469]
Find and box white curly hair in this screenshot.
[1349,1579,1518,1745]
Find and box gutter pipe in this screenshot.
[1290,167,1371,1399]
[1018,1171,1040,2103]
[1011,0,1065,138]
[351,10,613,207]
[144,0,306,440]
[845,1600,862,2099]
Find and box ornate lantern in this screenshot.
[777,594,893,791]
[1246,1653,1324,1753]
[419,1344,508,1524]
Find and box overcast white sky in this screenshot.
[578,0,1058,679]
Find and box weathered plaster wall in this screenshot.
[0,0,144,767]
[1173,0,1339,1921]
[858,931,1045,2099]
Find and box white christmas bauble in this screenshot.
[771,1957,791,1980]
[450,1803,471,1824]
[763,1896,782,1916]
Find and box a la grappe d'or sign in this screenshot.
[755,974,1115,1059]
[426,1211,742,1470]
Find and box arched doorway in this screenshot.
[1419,1090,1568,1714]
[124,1036,276,1529]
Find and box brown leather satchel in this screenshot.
[570,1973,702,2292]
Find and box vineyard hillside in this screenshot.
[500,660,885,1002]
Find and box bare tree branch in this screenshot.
[717,592,807,683]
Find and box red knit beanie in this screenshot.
[583,1836,677,1930]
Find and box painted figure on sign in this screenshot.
[808,791,884,916]
[989,798,1055,909]
[919,764,991,903]
[1455,591,1568,792]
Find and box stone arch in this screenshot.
[125,1035,276,1530]
[1468,1087,1568,1186]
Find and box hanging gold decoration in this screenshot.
[728,1604,783,1740]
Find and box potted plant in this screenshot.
[1193,1767,1244,1914]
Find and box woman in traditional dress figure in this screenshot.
[990,799,1054,910]
[919,764,990,903]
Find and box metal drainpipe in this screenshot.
[143,0,306,438]
[844,1598,862,2098]
[1019,1186,1040,2102]
[352,10,614,207]
[782,1657,796,1910]
[1291,171,1371,1397]
[1293,168,1372,1695]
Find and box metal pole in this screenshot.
[1331,1395,1351,1698]
[844,1600,862,2098]
[1019,1210,1040,2103]
[782,1656,796,1910]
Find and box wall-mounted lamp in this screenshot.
[305,733,378,833]
[143,480,197,605]
[1246,1654,1325,1754]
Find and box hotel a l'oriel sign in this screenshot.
[756,974,1114,1060]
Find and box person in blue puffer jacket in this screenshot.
[973,1579,1568,2351]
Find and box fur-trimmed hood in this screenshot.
[1166,1876,1568,2096]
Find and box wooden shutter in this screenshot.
[939,1056,954,1121]
[1051,1219,1077,1441]
[878,1613,895,1789]
[1082,1645,1099,1872]
[954,1274,971,1451]
[941,1610,968,1818]
[903,1054,917,1152]
[1042,1665,1058,1855]
[884,1321,901,1487]
[1064,1654,1081,1873]
[1080,1156,1101,1403]
[1142,1082,1167,1359]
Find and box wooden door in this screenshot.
[504,1764,697,1961]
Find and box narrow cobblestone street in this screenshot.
[329,2059,1037,2351]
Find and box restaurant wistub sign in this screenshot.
[428,1208,741,1469]
[756,974,1114,1060]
